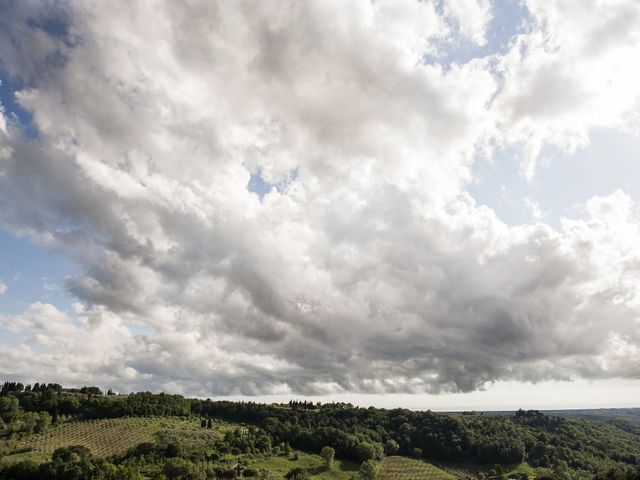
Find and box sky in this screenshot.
[0,0,640,410]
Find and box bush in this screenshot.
[384,439,399,455]
[285,467,310,480]
[359,460,378,480]
[321,446,335,468]
[163,457,202,480]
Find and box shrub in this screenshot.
[285,467,310,480]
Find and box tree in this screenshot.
[50,445,92,480]
[384,439,399,455]
[22,411,39,434]
[80,386,103,396]
[356,443,383,462]
[35,411,51,433]
[48,383,63,394]
[321,446,335,469]
[163,457,203,480]
[285,467,310,480]
[58,396,81,414]
[0,459,40,479]
[359,460,378,480]
[0,395,19,423]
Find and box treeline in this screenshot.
[92,393,191,418]
[192,400,525,464]
[1,382,190,419]
[191,401,640,473]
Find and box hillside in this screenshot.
[1,382,640,479]
[7,416,224,462]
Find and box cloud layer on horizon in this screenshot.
[0,0,639,396]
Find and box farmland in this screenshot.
[379,456,456,480]
[4,416,225,462]
[431,460,539,480]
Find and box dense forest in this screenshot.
[193,400,640,469]
[1,382,639,480]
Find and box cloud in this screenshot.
[0,0,639,396]
[492,0,640,179]
[523,196,546,222]
[0,280,6,294]
[443,0,492,46]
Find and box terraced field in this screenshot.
[430,460,540,480]
[432,462,478,479]
[432,460,538,480]
[9,416,224,461]
[379,456,457,480]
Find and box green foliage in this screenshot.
[245,450,359,480]
[0,445,143,479]
[593,466,640,480]
[285,466,311,480]
[116,392,190,417]
[359,460,378,480]
[384,439,399,456]
[35,411,51,433]
[0,396,19,423]
[194,400,640,472]
[80,386,103,396]
[356,443,384,462]
[0,382,25,395]
[163,457,204,479]
[321,446,336,468]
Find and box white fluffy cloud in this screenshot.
[0,280,6,295]
[0,0,639,396]
[493,0,640,179]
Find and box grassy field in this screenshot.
[246,451,359,480]
[3,416,226,463]
[379,456,457,480]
